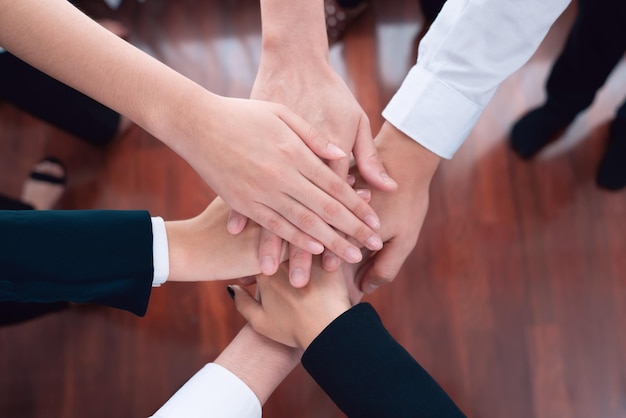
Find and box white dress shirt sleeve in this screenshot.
[382,0,571,158]
[149,363,262,418]
[151,216,169,287]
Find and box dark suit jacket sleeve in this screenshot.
[0,210,154,316]
[301,303,466,418]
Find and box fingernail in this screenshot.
[364,214,380,230]
[344,247,362,263]
[356,189,371,200]
[290,269,307,287]
[323,251,341,270]
[227,217,241,233]
[380,172,397,187]
[363,283,379,294]
[226,286,235,300]
[307,241,325,254]
[366,235,383,251]
[326,142,347,158]
[260,256,276,275]
[346,175,356,186]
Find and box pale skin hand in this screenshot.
[352,122,441,294]
[0,0,382,265]
[165,197,289,282]
[231,259,363,350]
[228,0,397,287]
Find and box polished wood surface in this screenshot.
[1,1,625,417]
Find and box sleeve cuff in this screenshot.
[149,363,262,418]
[151,217,169,287]
[382,65,483,159]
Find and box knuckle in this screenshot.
[322,201,341,219]
[327,178,347,197]
[295,210,317,230]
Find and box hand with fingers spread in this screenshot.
[227,0,397,288]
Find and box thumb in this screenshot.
[359,241,407,294]
[353,118,397,191]
[278,108,348,161]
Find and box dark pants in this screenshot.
[545,0,626,122]
[0,51,120,146]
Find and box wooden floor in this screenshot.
[2,0,626,417]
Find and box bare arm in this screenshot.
[0,0,382,268]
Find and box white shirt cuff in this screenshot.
[382,65,482,159]
[151,217,169,287]
[149,363,262,418]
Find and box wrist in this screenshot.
[297,303,351,349]
[259,0,329,63]
[377,121,441,187]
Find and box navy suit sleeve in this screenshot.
[0,210,154,316]
[301,303,466,418]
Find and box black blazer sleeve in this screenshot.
[301,303,466,418]
[0,210,154,316]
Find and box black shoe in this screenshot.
[596,118,626,191]
[510,104,577,159]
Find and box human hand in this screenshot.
[230,258,363,349]
[227,39,396,287]
[165,197,288,282]
[348,122,440,294]
[173,95,384,270]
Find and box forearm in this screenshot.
[215,324,302,404]
[0,0,219,158]
[259,0,328,61]
[0,210,153,316]
[383,0,571,158]
[302,303,466,418]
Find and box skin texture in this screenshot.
[232,258,364,350]
[0,0,382,270]
[226,0,397,287]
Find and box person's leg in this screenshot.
[511,0,626,159]
[596,98,626,190]
[0,51,121,147]
[420,0,446,25]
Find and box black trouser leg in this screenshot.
[0,52,120,147]
[545,0,626,116]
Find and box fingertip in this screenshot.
[322,251,342,271]
[227,212,247,234]
[260,256,277,276]
[290,268,309,288]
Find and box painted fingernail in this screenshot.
[344,247,362,263]
[307,241,325,254]
[260,256,276,275]
[366,235,383,251]
[290,269,307,287]
[363,283,379,294]
[327,142,347,158]
[364,214,380,230]
[380,172,397,187]
[226,286,235,300]
[356,189,371,200]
